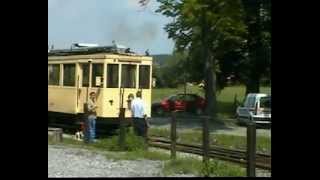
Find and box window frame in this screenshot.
[48,64,61,86]
[62,63,76,87]
[91,63,105,88]
[107,63,120,88]
[138,65,151,89]
[121,64,137,88]
[80,63,90,87]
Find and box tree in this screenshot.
[240,0,271,94]
[156,0,246,117]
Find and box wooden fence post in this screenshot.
[171,111,177,160]
[203,116,210,164]
[247,122,256,177]
[119,107,126,149]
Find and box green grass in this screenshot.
[49,128,148,151]
[152,85,271,118]
[163,158,246,177]
[49,129,170,161]
[163,157,202,176]
[148,128,271,153]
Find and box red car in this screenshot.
[152,94,206,115]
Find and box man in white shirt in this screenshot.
[131,91,148,137]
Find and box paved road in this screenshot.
[149,115,271,137]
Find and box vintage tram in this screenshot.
[48,44,152,132]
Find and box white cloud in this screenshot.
[127,0,141,10]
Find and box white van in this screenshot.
[236,93,271,126]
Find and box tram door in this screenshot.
[76,63,104,114]
[76,63,90,113]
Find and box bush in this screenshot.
[99,127,147,152]
[200,159,245,177]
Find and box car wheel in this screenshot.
[195,108,203,115]
[156,107,164,116]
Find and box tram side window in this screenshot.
[107,64,119,88]
[82,64,89,87]
[139,65,150,89]
[63,64,76,86]
[92,63,104,87]
[121,64,136,88]
[48,64,60,85]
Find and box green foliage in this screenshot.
[103,128,147,151]
[200,159,245,177]
[237,0,271,93]
[155,0,271,96]
[163,158,203,176]
[152,51,189,88]
[156,0,249,116]
[163,158,245,177]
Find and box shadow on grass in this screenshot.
[216,100,237,119]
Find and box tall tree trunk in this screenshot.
[201,10,216,118]
[242,0,263,95]
[245,74,260,95]
[204,53,216,117]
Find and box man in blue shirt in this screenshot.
[85,92,98,143]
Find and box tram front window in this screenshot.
[107,64,119,88]
[139,65,150,89]
[48,64,60,86]
[82,64,89,87]
[63,64,75,86]
[121,64,136,88]
[92,63,104,87]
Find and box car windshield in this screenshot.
[167,95,177,101]
[260,96,271,108]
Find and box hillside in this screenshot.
[151,54,172,66]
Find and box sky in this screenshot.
[48,0,175,55]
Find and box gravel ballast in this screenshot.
[48,145,165,177]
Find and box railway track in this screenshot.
[48,119,271,170]
[147,136,271,170]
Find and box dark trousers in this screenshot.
[132,118,147,137]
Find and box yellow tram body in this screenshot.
[48,50,152,124]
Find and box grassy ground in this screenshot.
[48,131,170,161]
[148,128,271,153]
[163,158,246,177]
[152,85,271,118]
[48,132,247,177]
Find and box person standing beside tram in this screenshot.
[131,91,149,137]
[84,92,98,143]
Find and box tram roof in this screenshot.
[48,45,152,61]
[48,53,152,61]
